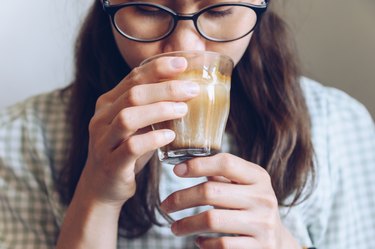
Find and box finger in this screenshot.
[195,236,259,249]
[105,80,199,124]
[160,181,256,213]
[120,80,200,106]
[105,102,188,149]
[171,209,260,237]
[105,56,188,102]
[111,129,176,166]
[207,176,231,183]
[174,153,270,185]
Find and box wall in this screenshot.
[0,1,91,108]
[0,1,374,117]
[275,0,375,117]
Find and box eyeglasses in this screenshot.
[102,1,268,42]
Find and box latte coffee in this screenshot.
[142,51,233,164]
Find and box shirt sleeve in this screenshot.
[0,97,64,249]
[314,87,375,248]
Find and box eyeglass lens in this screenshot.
[198,5,257,40]
[113,4,258,41]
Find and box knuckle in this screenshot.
[154,61,166,75]
[129,66,142,82]
[184,159,199,174]
[88,117,97,133]
[201,182,221,202]
[268,194,278,209]
[169,192,183,208]
[88,115,103,134]
[95,93,111,109]
[123,136,140,156]
[126,86,143,106]
[204,210,221,230]
[218,153,232,173]
[257,193,278,210]
[165,81,179,97]
[95,94,108,108]
[258,166,271,182]
[116,109,135,131]
[130,67,141,80]
[217,238,231,249]
[261,219,274,232]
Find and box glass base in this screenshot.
[158,148,218,165]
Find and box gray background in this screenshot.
[277,0,375,117]
[0,1,374,118]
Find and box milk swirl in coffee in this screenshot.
[141,51,233,164]
[154,69,231,164]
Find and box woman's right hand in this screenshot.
[57,56,200,249]
[75,56,200,209]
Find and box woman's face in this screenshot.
[111,0,263,68]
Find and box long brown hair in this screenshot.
[59,0,314,238]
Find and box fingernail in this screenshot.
[171,57,187,69]
[163,130,175,141]
[173,102,188,115]
[184,82,200,96]
[174,163,187,176]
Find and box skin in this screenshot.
[57,1,301,248]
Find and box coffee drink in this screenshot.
[154,69,230,163]
[141,51,233,164]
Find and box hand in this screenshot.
[75,56,200,209]
[160,153,300,249]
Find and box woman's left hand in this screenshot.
[160,153,300,249]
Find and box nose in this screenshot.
[162,20,206,52]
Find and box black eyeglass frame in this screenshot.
[101,1,268,42]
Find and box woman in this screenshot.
[0,0,374,248]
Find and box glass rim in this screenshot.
[140,50,234,67]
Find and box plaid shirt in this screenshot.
[1,77,374,249]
